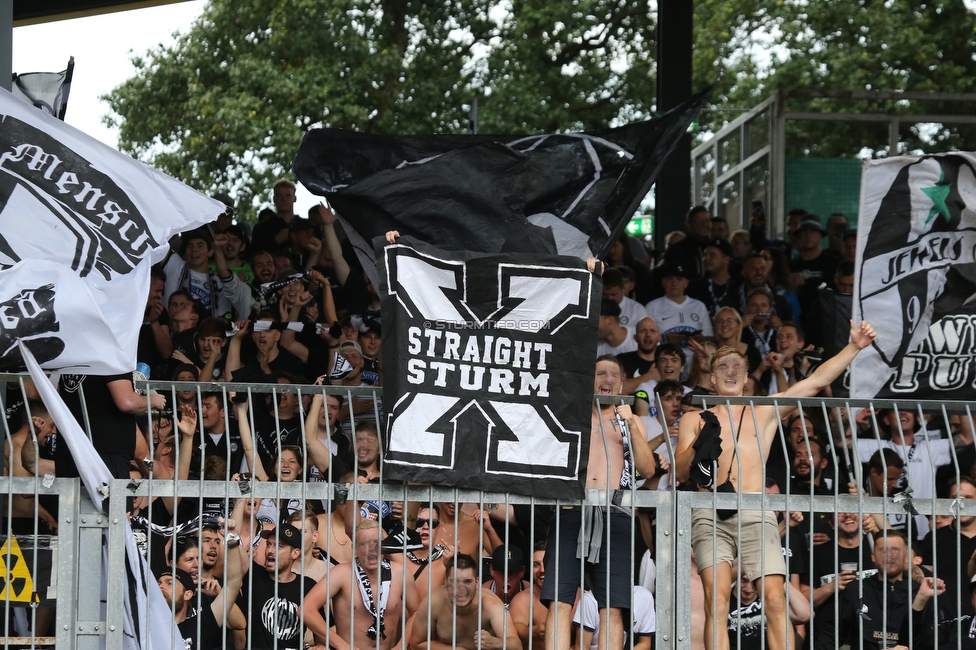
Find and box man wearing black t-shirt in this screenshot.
[789,217,838,324]
[251,373,307,474]
[804,511,874,650]
[57,373,165,479]
[919,476,976,623]
[238,523,316,650]
[159,526,243,650]
[619,317,661,394]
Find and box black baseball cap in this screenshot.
[660,262,690,279]
[705,238,733,257]
[491,544,525,572]
[261,523,303,547]
[157,567,195,591]
[795,217,826,234]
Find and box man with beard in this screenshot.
[803,511,875,650]
[918,476,976,623]
[158,525,244,650]
[663,206,712,283]
[689,238,741,317]
[510,541,548,650]
[737,254,792,322]
[410,553,519,650]
[813,531,919,650]
[305,521,418,650]
[544,356,659,650]
[238,523,316,650]
[619,317,662,394]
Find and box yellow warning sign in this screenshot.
[0,537,37,602]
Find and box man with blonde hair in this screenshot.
[304,520,418,650]
[675,320,876,650]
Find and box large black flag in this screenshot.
[377,236,600,499]
[853,153,976,399]
[294,85,713,284]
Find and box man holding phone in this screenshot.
[645,263,713,373]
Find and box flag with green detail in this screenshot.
[853,153,976,399]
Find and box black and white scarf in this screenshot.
[355,558,392,640]
[613,406,637,489]
[129,513,221,537]
[406,544,446,567]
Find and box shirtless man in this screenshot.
[410,553,520,650]
[511,542,548,650]
[305,521,419,650]
[543,355,659,650]
[4,400,58,533]
[402,505,455,602]
[674,320,876,650]
[435,502,491,559]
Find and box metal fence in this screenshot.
[2,376,976,650]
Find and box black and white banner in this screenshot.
[294,84,714,289]
[853,153,976,399]
[0,87,222,374]
[377,237,600,499]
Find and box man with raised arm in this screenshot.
[410,553,520,650]
[674,319,876,650]
[543,355,660,650]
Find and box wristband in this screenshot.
[226,532,241,549]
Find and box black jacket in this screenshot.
[813,575,918,650]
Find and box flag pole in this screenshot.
[0,1,11,92]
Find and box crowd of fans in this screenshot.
[3,189,976,650]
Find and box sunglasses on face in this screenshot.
[415,518,440,529]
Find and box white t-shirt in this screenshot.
[644,295,713,337]
[644,295,713,369]
[856,433,952,539]
[618,297,649,336]
[573,586,656,650]
[597,336,638,358]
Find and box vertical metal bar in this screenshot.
[104,480,128,650]
[55,478,80,649]
[771,91,786,236]
[673,491,693,650]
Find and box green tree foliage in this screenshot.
[105,0,657,212]
[692,0,976,157]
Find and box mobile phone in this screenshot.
[358,469,368,478]
[752,200,765,221]
[756,313,772,319]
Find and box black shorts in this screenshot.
[541,508,633,610]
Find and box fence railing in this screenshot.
[2,376,976,650]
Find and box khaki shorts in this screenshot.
[691,508,786,578]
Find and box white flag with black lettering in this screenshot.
[853,152,976,399]
[377,237,600,499]
[0,86,222,374]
